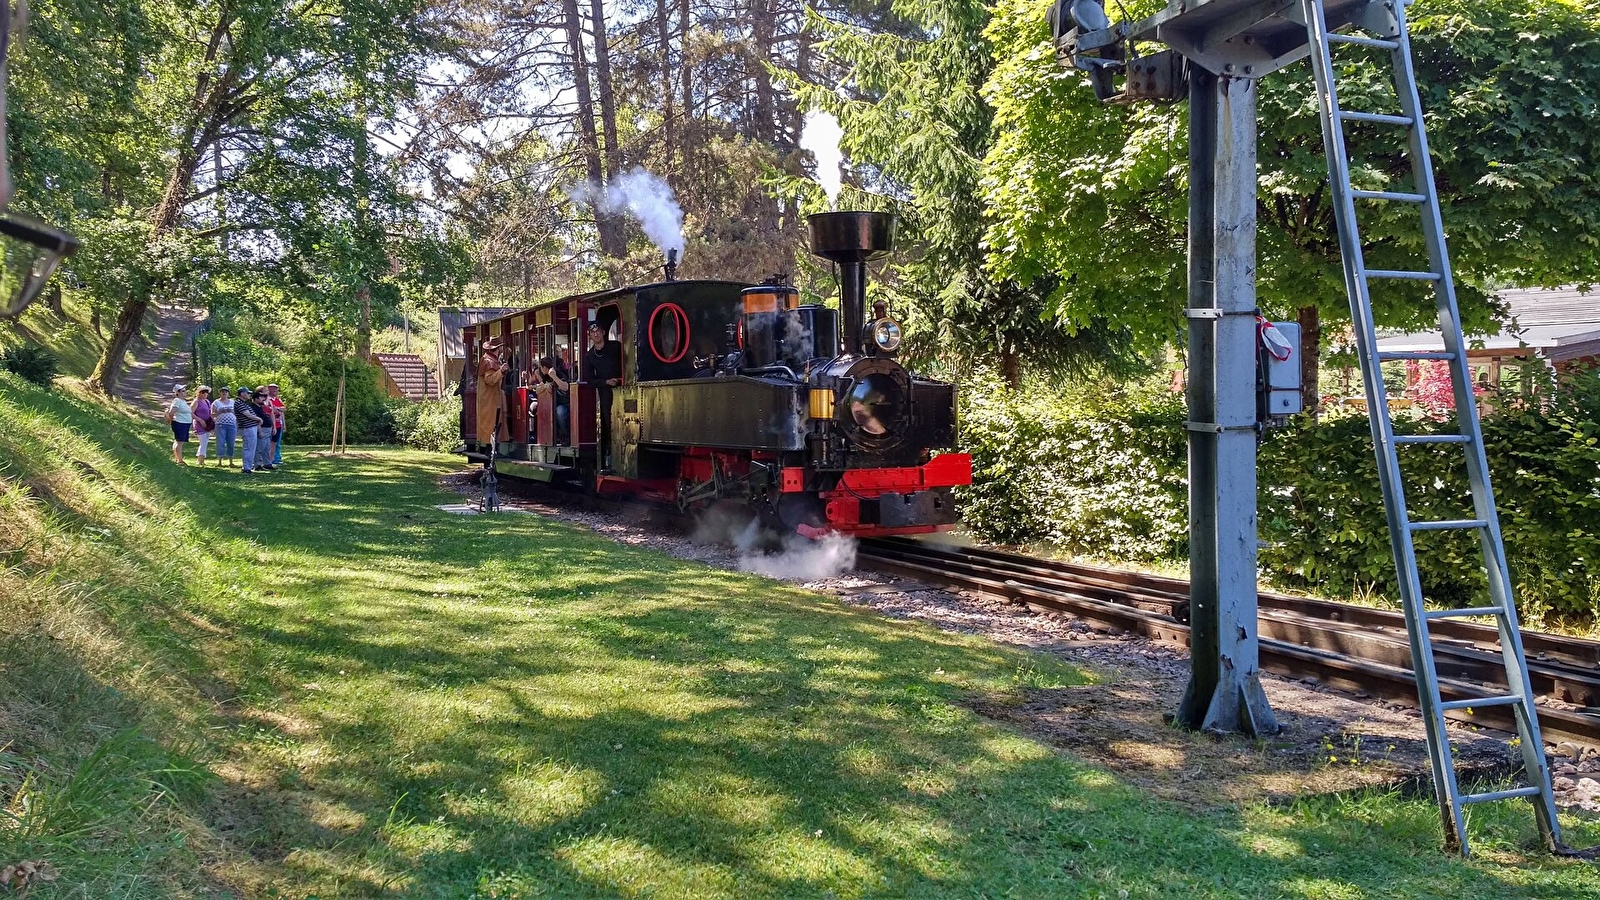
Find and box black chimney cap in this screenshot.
[807,211,895,264]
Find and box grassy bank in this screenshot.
[0,294,109,380]
[1,370,1598,897]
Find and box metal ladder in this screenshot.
[1298,0,1563,855]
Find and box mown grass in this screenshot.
[1,368,1598,898]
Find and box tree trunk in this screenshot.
[657,0,674,173]
[89,146,204,394]
[678,0,692,149]
[357,285,372,359]
[589,0,621,180]
[90,12,238,394]
[587,0,628,266]
[1000,343,1022,389]
[45,284,63,316]
[1297,304,1320,417]
[354,97,373,359]
[563,0,625,266]
[750,0,776,146]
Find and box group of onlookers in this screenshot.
[165,384,286,473]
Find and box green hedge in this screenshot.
[959,370,1600,622]
[390,395,462,453]
[281,333,394,445]
[959,377,1188,560]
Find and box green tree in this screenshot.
[5,0,166,326]
[984,0,1600,374]
[790,0,1141,384]
[86,0,445,394]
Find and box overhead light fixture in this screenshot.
[0,211,79,318]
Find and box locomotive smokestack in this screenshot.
[807,211,895,355]
[664,247,678,282]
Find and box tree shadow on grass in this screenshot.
[5,382,1592,899]
[206,500,1600,897]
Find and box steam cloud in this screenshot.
[691,507,858,582]
[801,111,844,208]
[568,167,685,256]
[741,531,858,581]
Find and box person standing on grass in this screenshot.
[164,386,193,466]
[268,383,285,466]
[235,387,263,474]
[213,387,238,467]
[253,385,275,471]
[192,385,214,464]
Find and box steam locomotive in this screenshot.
[458,211,970,538]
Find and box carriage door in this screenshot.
[563,303,587,449]
[461,326,478,445]
[510,315,530,445]
[532,306,555,447]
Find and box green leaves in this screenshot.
[981,0,1600,340]
[963,368,1600,622]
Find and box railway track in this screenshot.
[476,470,1600,748]
[858,537,1600,749]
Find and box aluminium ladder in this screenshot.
[1298,0,1564,855]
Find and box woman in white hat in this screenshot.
[164,385,194,466]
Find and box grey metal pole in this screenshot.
[1176,67,1219,730]
[1178,72,1277,736]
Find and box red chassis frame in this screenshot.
[594,450,972,539]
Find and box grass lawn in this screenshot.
[1,370,1598,898]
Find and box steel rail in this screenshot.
[859,538,1600,748]
[471,475,1600,746]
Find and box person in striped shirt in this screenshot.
[234,387,264,474]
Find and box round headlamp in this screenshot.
[871,318,903,353]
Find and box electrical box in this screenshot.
[1259,320,1302,419]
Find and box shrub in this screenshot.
[391,394,463,453]
[1261,372,1600,621]
[965,366,1600,622]
[1,344,59,387]
[281,333,394,445]
[209,366,283,399]
[959,374,1188,560]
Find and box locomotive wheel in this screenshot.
[772,493,825,535]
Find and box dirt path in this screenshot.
[115,304,208,415]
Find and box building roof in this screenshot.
[437,307,524,362]
[1502,285,1600,329]
[375,353,439,401]
[1375,285,1600,363]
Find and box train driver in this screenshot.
[584,322,623,471]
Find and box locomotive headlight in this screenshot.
[871,318,903,353]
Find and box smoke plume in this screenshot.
[740,531,858,582]
[567,167,685,256]
[801,111,844,208]
[690,506,858,582]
